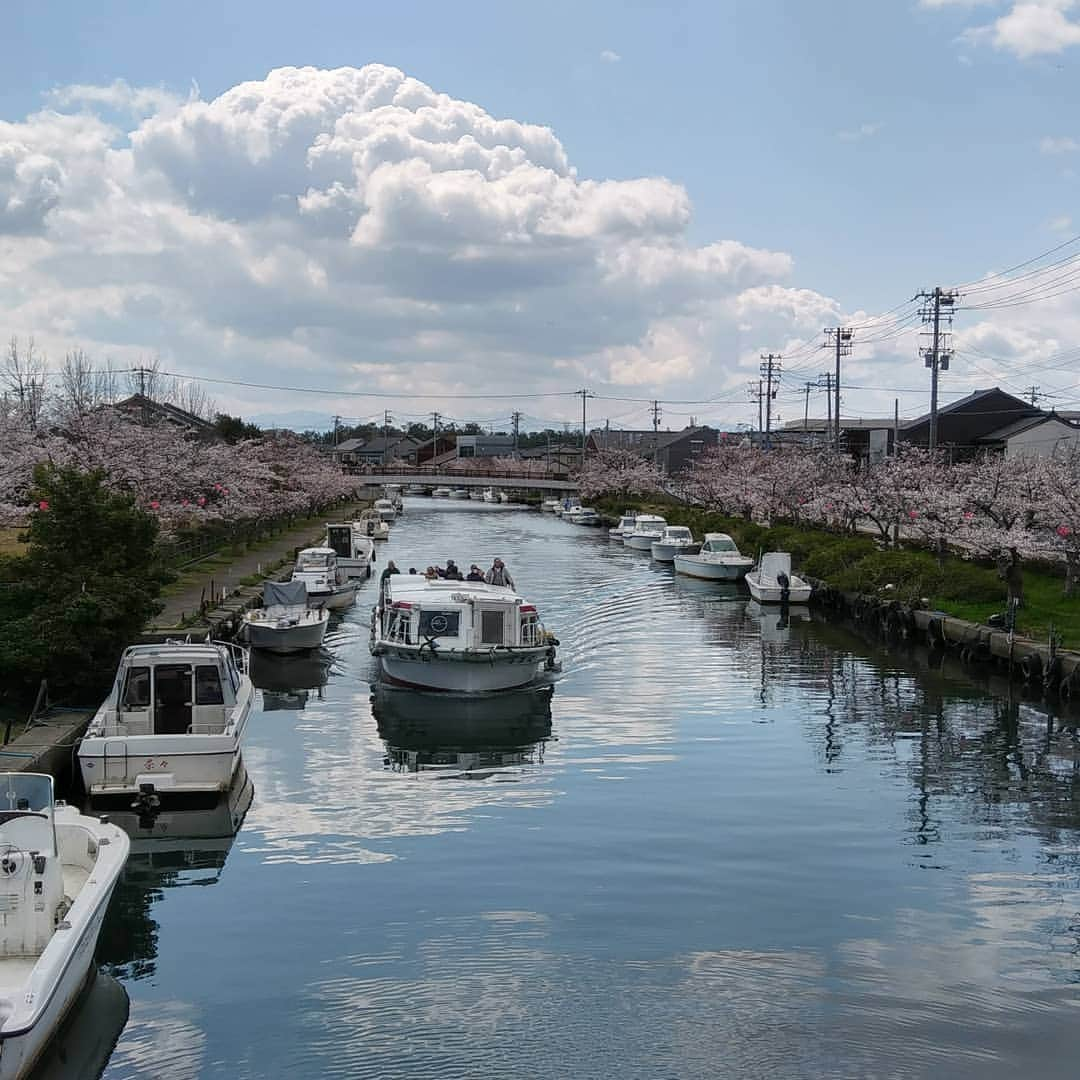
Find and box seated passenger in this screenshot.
[444,559,464,581]
[466,564,485,582]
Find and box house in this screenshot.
[780,418,898,461]
[976,412,1080,458]
[329,438,366,465]
[109,394,219,440]
[900,388,1040,455]
[587,425,719,474]
[331,435,421,466]
[455,434,516,458]
[519,443,579,473]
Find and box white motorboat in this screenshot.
[0,774,129,1080]
[608,511,637,539]
[482,487,498,503]
[673,532,754,580]
[498,491,510,504]
[371,576,558,692]
[448,488,470,500]
[355,510,390,541]
[79,641,252,797]
[745,551,813,604]
[468,489,485,501]
[383,485,404,514]
[325,522,376,579]
[432,487,452,498]
[541,498,561,513]
[404,484,426,496]
[554,499,580,518]
[291,547,359,610]
[373,498,397,521]
[567,508,602,526]
[650,525,696,562]
[623,514,667,550]
[242,580,329,654]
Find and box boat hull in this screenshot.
[378,652,548,692]
[745,577,812,604]
[650,542,694,562]
[309,584,358,610]
[337,556,372,580]
[624,534,661,551]
[244,617,328,654]
[673,555,752,580]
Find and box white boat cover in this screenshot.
[264,579,309,607]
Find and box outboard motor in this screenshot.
[777,570,791,604]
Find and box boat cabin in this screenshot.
[380,579,543,651]
[615,513,637,532]
[628,514,667,535]
[659,526,693,543]
[701,533,740,554]
[95,643,245,738]
[293,547,344,593]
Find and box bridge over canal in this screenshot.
[350,467,579,492]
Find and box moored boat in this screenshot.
[79,641,252,798]
[567,507,602,526]
[242,580,329,654]
[608,510,637,539]
[541,498,561,513]
[432,487,452,498]
[468,489,485,501]
[482,487,498,503]
[650,525,696,562]
[673,532,754,580]
[292,547,360,610]
[0,774,129,1080]
[373,498,397,521]
[745,551,812,604]
[498,491,511,503]
[448,488,470,500]
[325,521,376,579]
[623,514,667,550]
[355,510,390,541]
[370,576,558,692]
[404,484,426,496]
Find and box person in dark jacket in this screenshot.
[380,559,400,586]
[443,559,463,581]
[466,564,485,582]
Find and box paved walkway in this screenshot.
[151,504,367,629]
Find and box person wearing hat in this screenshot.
[443,559,463,581]
[466,564,485,582]
[485,558,514,588]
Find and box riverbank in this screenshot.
[596,496,1080,649]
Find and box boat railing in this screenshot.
[212,640,250,675]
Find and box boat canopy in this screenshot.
[662,527,693,540]
[702,534,740,552]
[264,579,308,608]
[296,548,336,570]
[759,551,793,579]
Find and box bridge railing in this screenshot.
[345,464,575,481]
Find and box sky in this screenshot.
[4,0,1080,434]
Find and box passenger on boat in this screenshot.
[485,559,515,588]
[408,567,418,574]
[440,559,464,581]
[380,560,400,586]
[466,564,485,582]
[424,566,438,580]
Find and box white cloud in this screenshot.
[600,49,621,63]
[1048,213,1073,231]
[1039,135,1079,153]
[47,79,183,116]
[962,1,1080,58]
[837,122,882,142]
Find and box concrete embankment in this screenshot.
[0,709,90,780]
[811,579,1080,704]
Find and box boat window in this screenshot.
[418,610,460,639]
[707,538,737,552]
[122,666,151,708]
[480,609,505,645]
[195,665,225,705]
[0,774,51,813]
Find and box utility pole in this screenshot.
[916,287,957,451]
[650,399,662,463]
[803,381,815,432]
[578,389,591,468]
[332,414,341,448]
[382,409,392,463]
[1024,385,1042,407]
[817,372,833,439]
[759,353,781,450]
[511,410,522,455]
[748,380,763,441]
[894,398,900,457]
[823,327,854,451]
[431,411,441,462]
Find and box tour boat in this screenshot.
[241,580,329,654]
[292,547,359,610]
[541,498,561,513]
[745,551,813,604]
[0,774,129,1080]
[448,488,470,500]
[325,522,376,579]
[79,641,252,798]
[482,487,498,503]
[673,532,754,580]
[623,514,667,550]
[373,498,397,521]
[370,576,558,693]
[432,487,452,498]
[650,525,696,562]
[608,511,637,539]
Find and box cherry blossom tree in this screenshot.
[578,449,664,499]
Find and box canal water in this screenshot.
[91,501,1080,1079]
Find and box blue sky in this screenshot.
[3,1,1079,429]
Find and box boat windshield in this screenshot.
[0,774,52,814]
[705,538,738,553]
[297,552,332,570]
[668,529,692,540]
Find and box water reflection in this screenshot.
[30,972,130,1080]
[249,648,332,711]
[97,766,253,981]
[373,685,553,777]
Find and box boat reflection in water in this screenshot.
[249,648,332,712]
[97,766,253,982]
[28,972,129,1080]
[372,685,554,778]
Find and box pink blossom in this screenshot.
[1058,525,1072,538]
[149,500,160,510]
[37,500,49,511]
